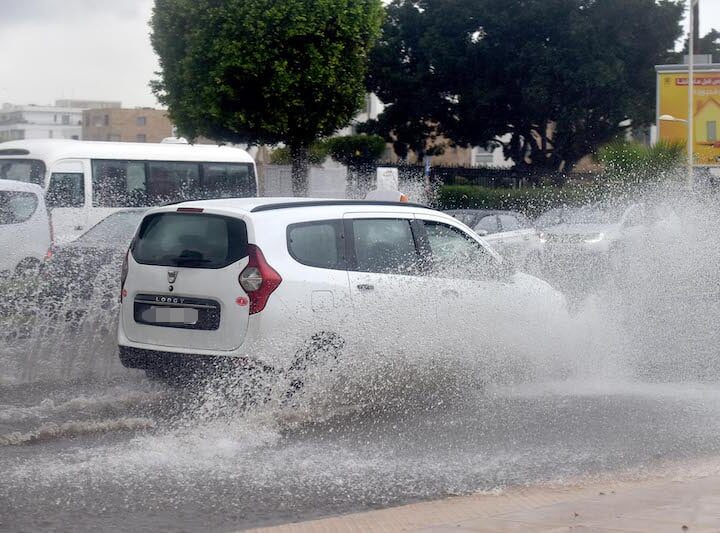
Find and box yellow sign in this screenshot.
[657,68,720,166]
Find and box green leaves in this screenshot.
[150,0,383,156]
[370,0,686,172]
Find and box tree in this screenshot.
[326,134,386,190]
[369,0,684,173]
[681,29,720,62]
[150,0,383,195]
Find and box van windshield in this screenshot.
[132,212,248,269]
[0,191,39,224]
[0,159,46,186]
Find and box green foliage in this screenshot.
[150,0,383,193]
[437,185,602,218]
[680,29,720,63]
[269,142,329,165]
[325,134,386,168]
[598,139,686,182]
[369,0,684,171]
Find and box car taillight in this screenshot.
[46,215,55,261]
[120,248,130,302]
[238,245,281,315]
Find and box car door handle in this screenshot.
[357,284,374,291]
[442,289,459,298]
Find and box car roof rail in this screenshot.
[250,199,429,213]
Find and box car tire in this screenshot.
[285,332,345,397]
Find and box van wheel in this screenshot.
[285,332,345,396]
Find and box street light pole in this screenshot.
[687,0,696,188]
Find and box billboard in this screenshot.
[656,65,720,166]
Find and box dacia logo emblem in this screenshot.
[167,270,178,284]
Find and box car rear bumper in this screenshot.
[118,345,274,373]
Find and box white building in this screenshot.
[0,99,121,142]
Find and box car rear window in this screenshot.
[132,212,248,268]
[0,191,39,224]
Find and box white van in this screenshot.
[0,139,257,243]
[0,179,52,277]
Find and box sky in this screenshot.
[0,0,718,109]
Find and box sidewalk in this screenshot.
[248,472,720,532]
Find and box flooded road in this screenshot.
[2,191,720,531]
[4,374,720,532]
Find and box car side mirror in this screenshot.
[475,229,489,237]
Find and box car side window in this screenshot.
[423,221,498,278]
[351,218,419,274]
[46,172,85,208]
[287,220,344,270]
[0,191,38,224]
[474,215,498,234]
[498,214,521,231]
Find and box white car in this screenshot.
[444,209,544,266]
[536,203,678,257]
[0,179,52,277]
[118,198,568,379]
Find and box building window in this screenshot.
[107,134,121,141]
[708,121,717,143]
[136,116,147,126]
[103,114,109,126]
[61,114,70,125]
[49,130,53,138]
[93,115,104,127]
[136,134,146,143]
[54,114,58,123]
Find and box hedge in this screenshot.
[436,184,608,218]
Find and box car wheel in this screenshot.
[285,332,345,397]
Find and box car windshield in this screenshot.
[77,211,146,247]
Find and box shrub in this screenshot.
[269,142,329,165]
[597,139,686,183]
[437,184,604,218]
[325,134,386,169]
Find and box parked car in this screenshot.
[118,198,568,381]
[40,209,146,309]
[444,209,543,267]
[535,203,679,258]
[0,179,52,278]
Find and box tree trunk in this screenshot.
[290,144,310,197]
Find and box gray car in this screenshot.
[444,209,544,267]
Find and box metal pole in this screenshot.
[687,0,695,188]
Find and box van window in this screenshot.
[92,160,257,207]
[46,173,85,207]
[0,191,38,224]
[133,213,248,269]
[287,220,344,269]
[351,218,419,274]
[0,159,46,186]
[147,162,200,204]
[92,160,147,207]
[201,163,257,198]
